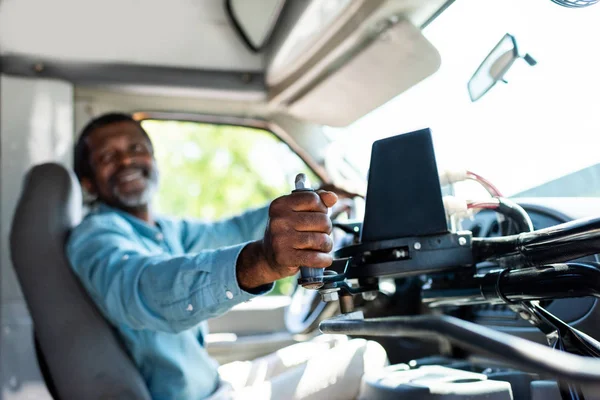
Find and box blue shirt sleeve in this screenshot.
[66,215,272,334]
[181,204,269,252]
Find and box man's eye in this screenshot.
[98,153,115,164]
[131,143,146,153]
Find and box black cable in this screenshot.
[472,216,600,265]
[320,315,600,387]
[496,197,534,233]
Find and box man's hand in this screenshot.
[237,190,338,290]
[318,183,363,199]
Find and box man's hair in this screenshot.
[73,112,153,181]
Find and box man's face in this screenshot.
[82,121,158,209]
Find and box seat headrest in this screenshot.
[12,163,82,241]
[10,162,151,400]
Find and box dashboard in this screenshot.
[352,198,600,400]
[461,198,600,344]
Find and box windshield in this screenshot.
[328,0,600,198]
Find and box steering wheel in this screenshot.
[284,197,360,335]
[285,284,340,334]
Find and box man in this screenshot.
[67,113,386,400]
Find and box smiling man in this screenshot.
[75,115,160,216]
[66,113,386,400]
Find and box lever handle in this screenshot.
[293,173,325,289]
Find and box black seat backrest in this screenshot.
[9,163,151,400]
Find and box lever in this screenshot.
[293,173,325,289]
[319,314,600,388]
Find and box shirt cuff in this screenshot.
[211,242,274,307]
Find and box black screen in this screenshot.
[360,128,448,242]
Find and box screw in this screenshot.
[414,242,421,250]
[362,291,378,301]
[458,237,467,246]
[321,290,339,302]
[241,73,252,84]
[393,249,407,259]
[362,250,372,263]
[547,331,559,346]
[518,311,531,320]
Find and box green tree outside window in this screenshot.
[142,119,320,295]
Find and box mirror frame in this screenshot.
[468,33,519,102]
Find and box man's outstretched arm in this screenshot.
[67,190,338,333]
[67,219,267,333]
[181,205,269,252]
[180,183,356,252]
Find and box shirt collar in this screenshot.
[94,202,164,238]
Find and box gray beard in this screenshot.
[112,169,159,208]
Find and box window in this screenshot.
[142,119,320,295]
[326,0,600,199]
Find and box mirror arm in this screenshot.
[524,53,538,66]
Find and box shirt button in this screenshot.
[155,233,164,241]
[225,291,233,300]
[122,255,129,260]
[186,304,194,312]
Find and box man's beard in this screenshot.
[110,165,159,209]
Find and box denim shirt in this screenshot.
[66,203,271,400]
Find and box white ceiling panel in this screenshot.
[0,0,264,71]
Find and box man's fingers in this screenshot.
[264,191,337,277]
[271,248,333,270]
[273,192,327,214]
[270,191,336,215]
[318,183,363,199]
[317,190,338,208]
[269,212,332,234]
[293,212,332,233]
[293,232,333,252]
[291,250,333,269]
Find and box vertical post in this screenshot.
[339,292,355,314]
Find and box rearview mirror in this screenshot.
[468,33,537,102]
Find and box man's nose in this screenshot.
[116,151,135,167]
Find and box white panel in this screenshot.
[0,0,263,71]
[72,86,270,136]
[287,19,441,127]
[266,0,449,88]
[1,75,73,399]
[267,0,355,86]
[1,75,74,301]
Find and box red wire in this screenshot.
[468,197,500,210]
[467,203,500,210]
[466,171,504,197]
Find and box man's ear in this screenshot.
[80,177,95,195]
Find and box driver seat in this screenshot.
[9,163,151,400]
